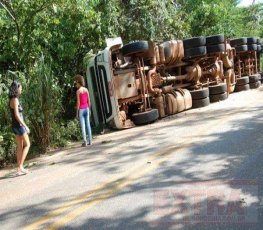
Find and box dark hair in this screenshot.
[9,81,21,98]
[74,74,85,87]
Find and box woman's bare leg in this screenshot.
[15,135,23,170]
[20,133,30,169]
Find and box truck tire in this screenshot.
[250,81,261,89]
[183,37,206,49]
[210,92,228,103]
[247,37,257,44]
[207,44,225,54]
[184,46,207,58]
[249,75,260,83]
[230,37,247,47]
[190,88,209,100]
[122,41,149,56]
[208,83,227,95]
[235,45,248,52]
[260,72,263,83]
[206,34,224,45]
[247,44,257,51]
[236,76,249,85]
[192,97,210,109]
[234,84,250,92]
[131,109,159,125]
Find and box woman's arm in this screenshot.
[76,90,80,118]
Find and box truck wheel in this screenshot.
[249,75,260,83]
[210,92,228,103]
[184,46,207,58]
[206,34,224,45]
[209,83,227,95]
[230,37,247,47]
[250,81,261,89]
[247,37,257,44]
[207,44,225,54]
[190,88,209,100]
[236,76,249,85]
[122,41,149,56]
[192,97,210,109]
[259,72,263,83]
[183,37,206,49]
[235,45,248,52]
[234,84,250,92]
[247,44,257,51]
[131,109,159,125]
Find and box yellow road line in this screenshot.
[23,143,179,230]
[23,101,257,230]
[45,144,185,230]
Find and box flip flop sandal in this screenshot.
[16,171,26,176]
[21,168,29,174]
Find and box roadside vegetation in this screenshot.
[0,0,262,167]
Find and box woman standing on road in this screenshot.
[9,81,30,176]
[75,75,92,147]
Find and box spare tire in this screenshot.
[184,46,207,58]
[131,109,159,125]
[183,37,206,49]
[230,37,247,47]
[206,34,225,45]
[122,41,149,56]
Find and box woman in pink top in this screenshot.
[75,75,92,146]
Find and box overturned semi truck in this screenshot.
[86,35,263,129]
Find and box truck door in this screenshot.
[87,57,104,126]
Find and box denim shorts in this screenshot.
[12,126,27,136]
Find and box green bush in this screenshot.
[50,119,82,148]
[0,128,16,168]
[22,55,63,151]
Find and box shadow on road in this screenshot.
[1,101,263,230]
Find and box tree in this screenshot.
[176,0,241,37]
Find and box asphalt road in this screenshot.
[1,87,263,230]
